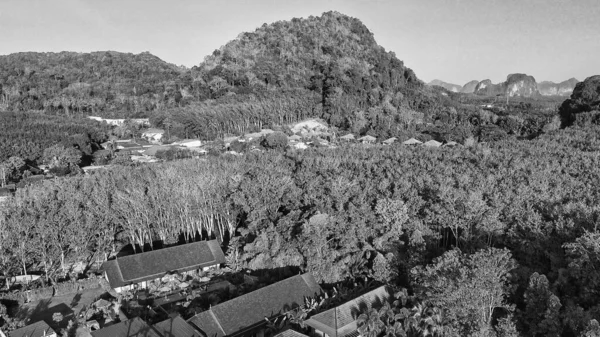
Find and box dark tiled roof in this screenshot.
[102,240,225,288]
[274,329,309,337]
[304,286,391,337]
[153,316,202,337]
[9,320,56,337]
[91,317,162,337]
[189,273,321,337]
[188,309,224,337]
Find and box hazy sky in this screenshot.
[1,0,598,84]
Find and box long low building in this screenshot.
[304,286,392,337]
[188,273,322,337]
[101,240,226,293]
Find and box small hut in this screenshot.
[423,140,443,147]
[402,138,423,145]
[339,134,355,142]
[358,135,377,144]
[382,137,397,145]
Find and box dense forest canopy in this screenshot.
[0,112,109,163]
[2,8,600,337]
[0,51,184,117]
[2,124,600,335]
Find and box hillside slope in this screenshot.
[156,11,439,139]
[0,51,186,117]
[1,12,455,140]
[461,80,479,93]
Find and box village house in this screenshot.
[7,320,57,337]
[153,316,202,337]
[304,286,391,337]
[142,128,166,143]
[382,137,397,145]
[423,140,442,147]
[358,135,376,144]
[402,138,422,145]
[91,317,161,337]
[101,240,225,293]
[339,134,355,142]
[274,330,309,337]
[188,273,322,337]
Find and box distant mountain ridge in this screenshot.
[429,76,578,97]
[538,78,579,96]
[427,79,462,92]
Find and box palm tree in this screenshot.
[357,308,385,337]
[384,321,407,337]
[378,303,396,325]
[404,303,443,337]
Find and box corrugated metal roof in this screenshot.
[274,329,309,337]
[402,138,422,145]
[9,320,56,337]
[423,140,442,147]
[102,240,225,288]
[189,273,321,337]
[305,286,391,337]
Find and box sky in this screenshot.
[0,0,599,84]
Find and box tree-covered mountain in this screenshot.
[154,11,432,139]
[559,75,600,127]
[0,51,186,117]
[1,12,443,139]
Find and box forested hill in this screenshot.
[1,12,443,139]
[0,51,185,117]
[152,11,435,139]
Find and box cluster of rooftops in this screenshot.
[7,240,392,337]
[93,274,388,337]
[339,134,460,147]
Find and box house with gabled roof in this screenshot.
[304,286,392,337]
[358,135,376,144]
[423,140,442,147]
[8,320,56,337]
[188,273,322,337]
[101,240,225,293]
[402,138,422,145]
[274,329,309,337]
[382,137,397,145]
[142,128,166,143]
[91,317,161,337]
[153,316,202,337]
